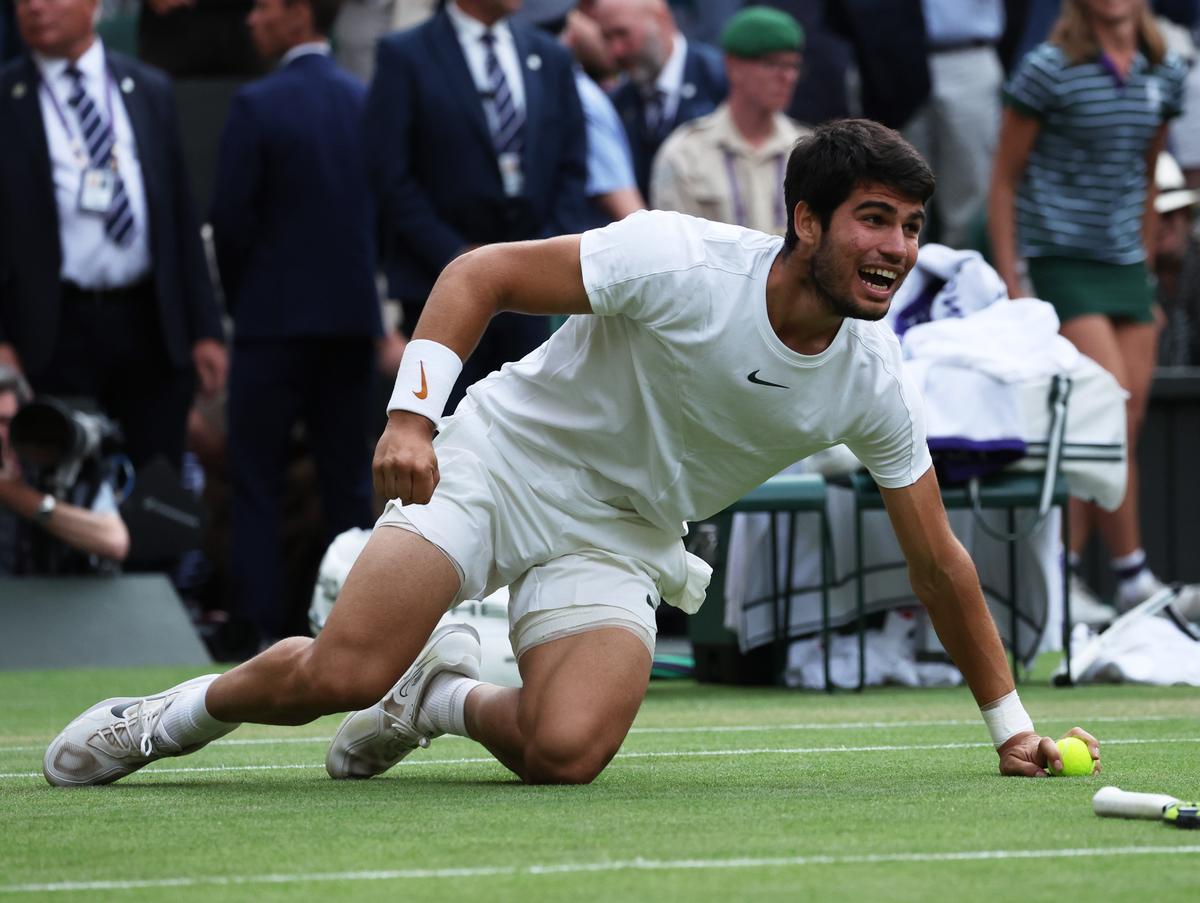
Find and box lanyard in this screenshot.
[39,67,119,169]
[723,149,787,230]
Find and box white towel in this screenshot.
[901,299,1080,382]
[887,244,1008,334]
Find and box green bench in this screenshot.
[689,473,834,690]
[845,470,1072,690]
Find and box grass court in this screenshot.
[1,665,1198,901]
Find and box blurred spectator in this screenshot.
[592,0,726,196]
[761,1,850,125]
[0,365,130,575]
[366,0,587,409]
[574,0,619,81]
[989,0,1191,613]
[651,5,808,235]
[1153,151,1200,365]
[1164,14,1200,186]
[209,0,381,647]
[138,0,263,78]
[2,0,23,62]
[519,0,644,224]
[0,0,227,475]
[902,0,1005,249]
[824,0,928,130]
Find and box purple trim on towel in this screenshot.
[927,437,1028,455]
[892,277,946,338]
[927,437,1027,483]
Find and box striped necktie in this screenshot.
[644,88,669,141]
[480,31,524,155]
[65,65,136,247]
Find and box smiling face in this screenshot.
[804,182,924,321]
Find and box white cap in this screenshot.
[1155,151,1200,214]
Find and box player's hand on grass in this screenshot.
[997,726,1100,777]
[374,411,439,504]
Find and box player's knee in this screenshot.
[522,725,619,785]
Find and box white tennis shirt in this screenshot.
[463,210,932,536]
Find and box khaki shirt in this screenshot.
[650,103,811,235]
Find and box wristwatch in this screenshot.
[35,494,57,525]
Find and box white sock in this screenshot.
[1111,549,1147,575]
[417,672,479,738]
[160,675,240,747]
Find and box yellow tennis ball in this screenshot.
[1049,736,1093,776]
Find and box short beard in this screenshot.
[810,234,888,322]
[629,26,667,86]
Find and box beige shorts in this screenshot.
[376,409,673,659]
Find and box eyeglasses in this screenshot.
[749,57,804,77]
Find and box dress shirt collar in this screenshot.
[280,40,331,68]
[654,32,687,100]
[34,37,106,93]
[447,1,514,47]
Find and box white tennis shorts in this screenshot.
[376,408,682,659]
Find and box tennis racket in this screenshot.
[1093,786,1200,828]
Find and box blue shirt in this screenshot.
[921,0,1005,47]
[574,67,636,199]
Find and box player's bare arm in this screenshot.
[374,236,594,503]
[880,469,1101,776]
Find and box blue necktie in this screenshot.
[65,65,135,247]
[480,32,524,155]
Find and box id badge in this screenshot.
[78,168,116,214]
[498,151,524,197]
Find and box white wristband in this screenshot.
[387,339,463,428]
[981,690,1035,748]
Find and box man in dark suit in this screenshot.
[209,0,382,647]
[367,0,588,408]
[824,0,929,131]
[0,0,226,474]
[591,0,726,198]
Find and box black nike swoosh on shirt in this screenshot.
[746,370,789,389]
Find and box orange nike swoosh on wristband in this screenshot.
[413,361,429,399]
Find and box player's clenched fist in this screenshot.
[373,412,439,504]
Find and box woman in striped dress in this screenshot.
[988,0,1188,612]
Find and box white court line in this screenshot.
[2,845,1198,894]
[0,712,1188,754]
[2,736,1196,781]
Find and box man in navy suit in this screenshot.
[366,0,588,408]
[0,0,226,474]
[210,0,382,647]
[591,0,726,198]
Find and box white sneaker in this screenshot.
[1068,574,1117,627]
[43,675,221,787]
[1117,570,1200,621]
[325,624,481,779]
